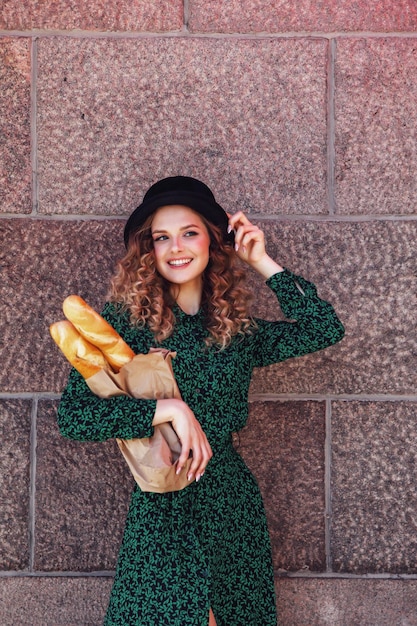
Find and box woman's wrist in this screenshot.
[153,398,180,426]
[250,254,284,279]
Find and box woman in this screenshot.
[57,176,345,626]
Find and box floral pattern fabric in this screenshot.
[57,269,345,626]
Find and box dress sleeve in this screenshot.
[251,269,345,368]
[56,303,157,443]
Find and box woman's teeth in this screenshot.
[168,259,192,266]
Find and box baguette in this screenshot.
[62,295,135,371]
[50,320,108,379]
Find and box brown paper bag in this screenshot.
[86,349,193,493]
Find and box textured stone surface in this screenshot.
[276,578,417,626]
[331,401,417,574]
[1,218,415,396]
[0,0,416,622]
[0,38,31,214]
[2,576,417,626]
[188,0,417,33]
[249,219,417,395]
[36,37,328,216]
[240,401,326,571]
[34,401,132,571]
[0,577,112,626]
[0,400,31,570]
[335,38,417,214]
[0,219,124,393]
[0,1,182,31]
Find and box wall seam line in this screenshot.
[0,570,115,578]
[1,213,417,222]
[183,0,190,31]
[276,572,417,580]
[30,37,38,215]
[3,570,417,580]
[327,39,336,215]
[324,398,332,572]
[0,393,61,400]
[28,397,38,572]
[3,30,417,40]
[1,392,417,401]
[249,394,417,402]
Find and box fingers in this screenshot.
[227,210,250,240]
[228,210,248,229]
[228,211,263,248]
[178,432,212,483]
[177,436,213,481]
[236,224,264,253]
[191,433,213,482]
[228,211,266,262]
[172,410,213,482]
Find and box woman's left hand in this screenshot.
[229,211,266,265]
[228,211,285,279]
[228,211,267,266]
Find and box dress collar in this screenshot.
[173,303,205,321]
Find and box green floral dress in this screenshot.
[57,269,344,626]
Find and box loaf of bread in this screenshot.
[62,295,135,372]
[50,320,108,379]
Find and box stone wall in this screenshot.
[1,2,417,625]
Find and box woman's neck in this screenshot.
[170,281,202,316]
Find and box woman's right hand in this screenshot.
[153,398,213,482]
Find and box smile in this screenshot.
[168,258,193,267]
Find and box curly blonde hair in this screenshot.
[109,213,255,349]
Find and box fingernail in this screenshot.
[176,466,183,475]
[227,224,232,234]
[235,243,239,252]
[196,474,201,482]
[187,473,193,482]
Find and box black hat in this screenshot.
[124,176,231,248]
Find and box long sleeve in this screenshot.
[57,368,157,442]
[251,269,345,368]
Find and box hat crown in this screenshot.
[143,176,215,203]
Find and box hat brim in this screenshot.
[124,190,231,248]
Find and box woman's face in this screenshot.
[151,205,210,289]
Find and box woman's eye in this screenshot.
[184,230,198,237]
[153,235,168,242]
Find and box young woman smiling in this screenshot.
[57,176,345,626]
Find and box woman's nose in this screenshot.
[170,235,183,252]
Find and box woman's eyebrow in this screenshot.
[152,223,201,235]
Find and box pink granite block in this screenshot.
[276,578,417,626]
[0,577,112,626]
[0,1,183,32]
[2,576,417,626]
[0,38,31,214]
[34,401,131,571]
[249,219,417,395]
[331,401,417,574]
[1,217,415,397]
[240,401,326,571]
[0,219,124,393]
[335,38,417,214]
[0,400,31,570]
[36,37,328,216]
[188,0,417,33]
